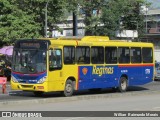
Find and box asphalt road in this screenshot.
[0,80,160,103]
[1,89,160,111]
[0,81,160,120]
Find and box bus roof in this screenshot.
[57,36,110,42]
[15,36,153,48]
[46,36,153,48]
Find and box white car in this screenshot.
[154,62,160,80]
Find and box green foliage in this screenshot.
[0,0,68,43]
[76,0,104,35]
[69,0,149,38]
[0,0,150,43]
[0,0,41,43]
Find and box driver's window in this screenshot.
[49,49,62,70]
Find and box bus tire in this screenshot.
[118,77,128,92]
[33,91,44,97]
[63,80,74,97]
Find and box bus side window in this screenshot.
[118,47,130,63]
[49,49,62,70]
[78,56,84,63]
[142,47,153,63]
[76,46,90,64]
[105,47,117,64]
[131,47,141,63]
[64,46,75,64]
[91,46,104,64]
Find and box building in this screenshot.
[52,15,85,37]
[143,9,160,45]
[52,6,160,60]
[141,9,160,61]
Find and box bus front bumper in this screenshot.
[11,80,48,92]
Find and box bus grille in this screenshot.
[21,85,34,88]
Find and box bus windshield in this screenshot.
[12,49,47,74]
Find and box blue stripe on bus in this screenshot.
[12,71,47,84]
[78,65,153,90]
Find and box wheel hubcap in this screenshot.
[66,84,72,93]
[121,80,126,90]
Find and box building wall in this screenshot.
[155,50,160,62]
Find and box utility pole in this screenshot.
[145,8,148,34]
[73,12,78,36]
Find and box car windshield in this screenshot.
[155,63,160,68]
[12,49,47,74]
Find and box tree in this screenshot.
[16,0,68,37]
[68,0,150,38]
[0,0,150,43]
[77,0,104,35]
[66,0,104,35]
[0,0,68,43]
[101,0,150,38]
[116,0,149,38]
[0,0,40,43]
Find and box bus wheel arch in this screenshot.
[118,75,128,92]
[63,77,76,97]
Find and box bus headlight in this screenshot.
[12,76,18,83]
[37,76,46,84]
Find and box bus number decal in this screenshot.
[121,70,128,73]
[145,69,150,74]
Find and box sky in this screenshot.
[147,0,160,9]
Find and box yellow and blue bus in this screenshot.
[11,36,154,96]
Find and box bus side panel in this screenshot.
[104,65,118,88]
[78,64,153,90]
[48,70,65,92]
[78,65,119,90]
[78,66,92,89]
[128,67,142,85]
[118,65,143,86]
[47,65,78,92]
[118,64,153,86]
[142,65,154,84]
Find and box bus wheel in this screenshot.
[118,77,128,92]
[63,80,74,97]
[33,91,44,97]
